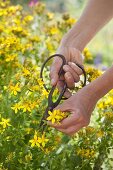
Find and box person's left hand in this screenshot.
[48,84,98,136]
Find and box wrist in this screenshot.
[86,66,113,101]
[60,20,94,52]
[82,84,99,103]
[60,32,85,52]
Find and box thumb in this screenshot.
[50,57,62,86]
[54,100,70,112]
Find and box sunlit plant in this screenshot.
[0,1,113,170]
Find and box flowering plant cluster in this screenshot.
[0,1,113,170]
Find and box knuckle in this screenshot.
[74,75,80,82]
[76,66,83,75]
[78,69,83,75]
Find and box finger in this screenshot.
[57,123,83,136]
[64,72,75,89]
[63,65,80,82]
[50,57,62,86]
[49,111,80,129]
[57,80,72,98]
[68,62,83,75]
[71,48,83,65]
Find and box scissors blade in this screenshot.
[39,106,53,133]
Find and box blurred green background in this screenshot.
[10,0,113,66]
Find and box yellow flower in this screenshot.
[9,83,21,95]
[30,85,40,91]
[42,89,49,98]
[45,37,54,52]
[29,132,48,148]
[29,36,41,43]
[85,126,95,134]
[96,130,104,138]
[46,12,54,20]
[103,112,113,120]
[83,48,93,61]
[77,148,95,158]
[49,26,59,35]
[86,66,102,82]
[47,109,68,124]
[21,102,31,112]
[30,101,37,110]
[38,133,49,147]
[37,78,44,87]
[5,54,17,62]
[0,118,11,128]
[24,15,33,22]
[65,18,76,26]
[0,25,4,33]
[11,103,22,113]
[22,67,30,76]
[29,134,41,147]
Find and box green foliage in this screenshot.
[0,1,113,170]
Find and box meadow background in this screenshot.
[0,0,113,170]
[11,0,113,66]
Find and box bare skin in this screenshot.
[49,0,113,135]
[49,66,113,135]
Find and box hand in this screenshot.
[50,46,84,98]
[48,85,98,136]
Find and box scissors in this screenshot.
[39,54,86,133]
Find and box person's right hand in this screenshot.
[50,46,84,98]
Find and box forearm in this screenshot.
[87,66,113,101]
[60,0,113,51]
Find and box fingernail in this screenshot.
[63,65,67,70]
[68,62,71,64]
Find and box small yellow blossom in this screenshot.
[30,101,37,110]
[5,54,17,62]
[29,134,41,147]
[30,85,40,91]
[9,83,21,95]
[49,26,59,35]
[86,66,102,82]
[65,18,76,26]
[77,148,95,158]
[29,36,41,43]
[96,130,104,138]
[42,89,49,98]
[83,48,93,61]
[22,68,31,76]
[29,132,49,148]
[37,78,44,87]
[24,15,33,22]
[47,109,68,124]
[0,118,11,128]
[103,112,113,120]
[38,133,49,147]
[46,12,54,20]
[21,102,31,112]
[11,103,22,113]
[46,37,54,52]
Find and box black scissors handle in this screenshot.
[40,54,66,91]
[40,54,67,107]
[39,54,86,133]
[40,54,86,106]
